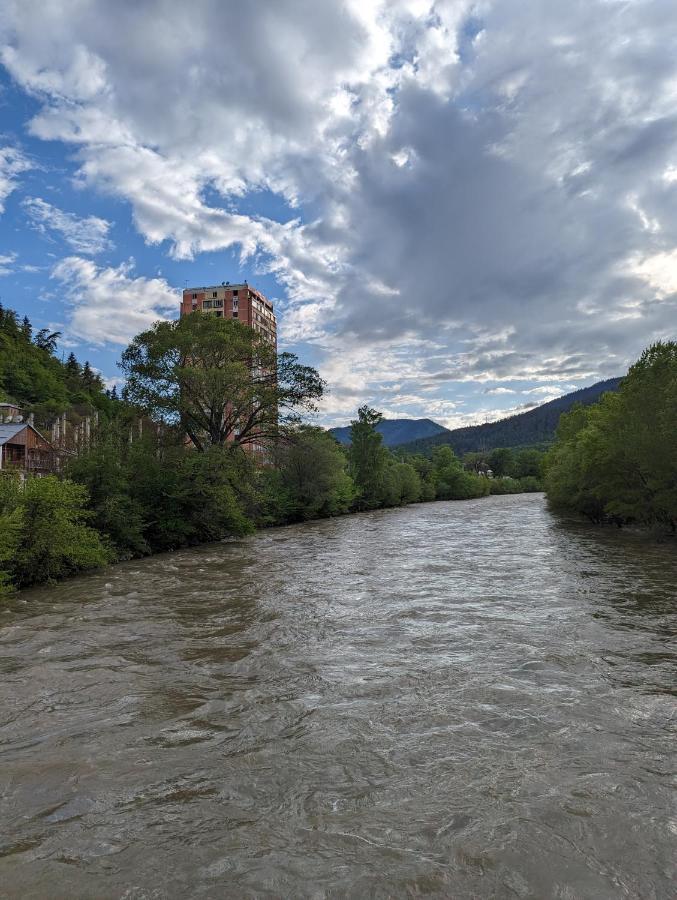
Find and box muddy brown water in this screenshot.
[0,493,675,899]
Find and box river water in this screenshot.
[0,493,675,899]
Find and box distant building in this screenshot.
[180,282,277,348]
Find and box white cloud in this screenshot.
[0,146,31,213]
[629,248,677,299]
[0,251,17,275]
[23,197,113,254]
[50,256,178,345]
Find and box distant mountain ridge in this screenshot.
[330,417,450,448]
[398,377,623,456]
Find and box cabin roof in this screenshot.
[0,423,27,445]
[0,422,53,447]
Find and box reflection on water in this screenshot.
[1,494,675,898]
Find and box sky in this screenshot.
[0,0,676,428]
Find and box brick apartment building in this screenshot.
[180,282,276,348]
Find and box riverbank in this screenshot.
[1,477,544,597]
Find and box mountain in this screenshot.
[330,417,450,448]
[397,377,623,456]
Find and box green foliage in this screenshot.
[120,312,325,451]
[545,342,677,529]
[0,303,112,427]
[431,446,490,500]
[0,475,110,590]
[270,427,356,521]
[68,423,254,556]
[348,406,388,509]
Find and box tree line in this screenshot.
[0,310,543,594]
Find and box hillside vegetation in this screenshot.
[399,377,623,456]
[0,304,114,424]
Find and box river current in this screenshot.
[0,493,675,899]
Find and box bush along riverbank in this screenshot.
[0,310,545,595]
[544,341,676,532]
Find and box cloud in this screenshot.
[0,145,31,213]
[0,251,17,275]
[50,256,178,345]
[2,0,677,420]
[23,196,113,254]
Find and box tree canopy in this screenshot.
[120,313,325,451]
[544,341,677,529]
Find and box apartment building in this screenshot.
[180,282,276,348]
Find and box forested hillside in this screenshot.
[0,303,114,424]
[399,377,623,456]
[330,417,450,447]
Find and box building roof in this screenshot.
[0,423,27,445]
[184,282,250,292]
[0,422,53,448]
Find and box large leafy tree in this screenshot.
[120,313,325,451]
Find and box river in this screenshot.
[0,493,675,899]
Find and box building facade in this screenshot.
[180,282,276,348]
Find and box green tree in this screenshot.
[488,447,515,477]
[432,446,490,500]
[0,475,110,589]
[272,427,356,520]
[348,406,388,509]
[120,313,325,452]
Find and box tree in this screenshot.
[34,328,61,354]
[432,445,489,500]
[65,352,81,376]
[488,447,514,477]
[120,313,325,452]
[348,406,388,509]
[272,427,356,520]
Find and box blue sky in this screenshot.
[1,1,675,427]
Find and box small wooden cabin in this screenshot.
[0,423,57,474]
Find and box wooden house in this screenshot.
[0,422,57,475]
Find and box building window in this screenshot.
[192,293,197,300]
[212,291,217,298]
[232,311,238,318]
[215,311,223,317]
[233,289,239,297]
[203,300,213,309]
[213,299,223,307]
